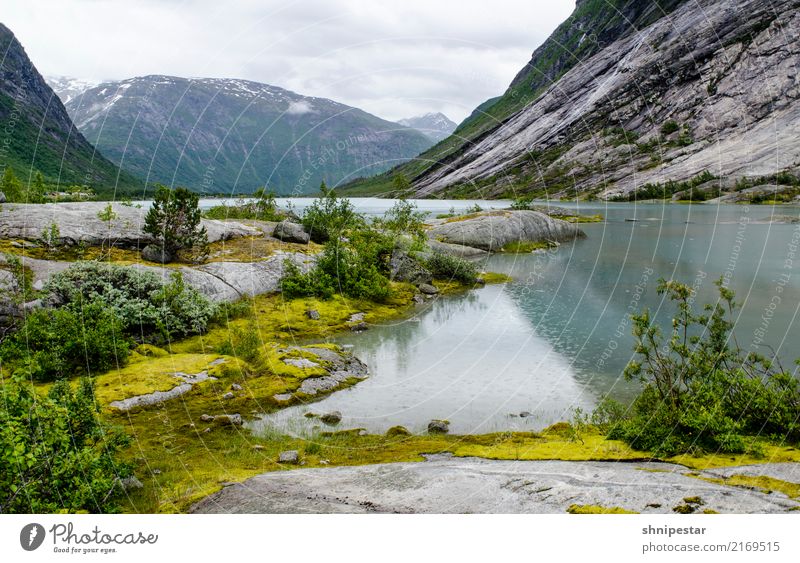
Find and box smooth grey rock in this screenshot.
[231,383,243,391]
[320,411,343,425]
[306,309,320,320]
[427,420,449,434]
[412,294,425,304]
[0,191,5,203]
[213,414,243,426]
[428,210,584,252]
[199,414,215,422]
[418,283,439,295]
[273,220,310,244]
[349,321,368,332]
[427,239,489,258]
[278,450,300,464]
[283,357,319,369]
[0,202,258,246]
[519,411,532,418]
[109,383,193,411]
[348,312,366,323]
[273,393,292,402]
[222,392,235,400]
[190,458,800,514]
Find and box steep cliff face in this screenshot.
[0,24,140,194]
[61,75,433,195]
[412,0,800,198]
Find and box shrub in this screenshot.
[425,252,479,285]
[0,375,130,513]
[606,278,800,456]
[660,120,680,135]
[204,188,282,221]
[0,301,130,381]
[45,261,216,342]
[143,185,208,263]
[301,182,360,243]
[379,198,428,239]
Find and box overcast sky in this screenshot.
[4,0,575,123]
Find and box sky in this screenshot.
[4,0,575,123]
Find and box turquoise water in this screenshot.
[251,200,800,435]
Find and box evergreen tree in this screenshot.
[143,185,208,263]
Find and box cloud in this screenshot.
[285,100,314,114]
[4,0,576,122]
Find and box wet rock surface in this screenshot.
[191,456,800,514]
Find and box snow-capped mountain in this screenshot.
[397,112,457,142]
[45,75,100,105]
[54,75,433,194]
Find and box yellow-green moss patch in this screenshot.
[689,474,800,500]
[567,504,638,514]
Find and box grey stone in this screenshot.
[427,420,449,434]
[306,309,320,320]
[190,458,800,514]
[273,393,292,402]
[213,413,243,426]
[273,220,310,244]
[389,250,432,285]
[412,294,425,304]
[283,357,319,369]
[320,411,342,425]
[519,411,532,418]
[428,210,584,252]
[0,191,5,203]
[348,312,366,323]
[231,383,243,391]
[141,244,175,264]
[120,476,144,491]
[222,392,235,400]
[349,321,368,332]
[278,450,300,464]
[199,414,215,422]
[418,283,439,295]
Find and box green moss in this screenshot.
[702,509,719,514]
[689,474,800,500]
[481,272,512,284]
[683,496,704,505]
[672,504,696,514]
[500,240,556,253]
[567,504,638,514]
[386,426,412,437]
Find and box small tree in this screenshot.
[301,181,359,243]
[143,185,208,263]
[392,173,413,198]
[28,171,47,203]
[1,167,22,202]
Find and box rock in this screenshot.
[273,220,310,244]
[412,294,425,304]
[151,469,162,475]
[386,425,411,437]
[283,357,319,369]
[349,321,368,332]
[427,420,450,434]
[0,202,258,246]
[389,250,433,285]
[320,411,342,425]
[306,309,320,320]
[253,445,265,451]
[222,392,235,400]
[120,476,144,491]
[231,383,242,391]
[418,283,439,295]
[428,239,489,258]
[213,413,243,426]
[0,191,5,203]
[278,450,300,464]
[141,244,175,264]
[519,411,532,418]
[273,393,292,402]
[199,414,215,422]
[203,427,211,433]
[428,210,585,252]
[348,312,366,323]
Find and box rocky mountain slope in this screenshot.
[45,75,98,105]
[0,24,141,195]
[397,112,456,142]
[345,0,800,199]
[58,75,433,195]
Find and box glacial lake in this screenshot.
[249,199,800,436]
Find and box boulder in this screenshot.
[320,411,342,425]
[428,210,584,252]
[386,425,411,437]
[273,220,310,244]
[212,413,243,426]
[120,476,144,491]
[222,392,235,400]
[199,414,215,422]
[418,283,439,295]
[0,191,5,203]
[427,420,450,434]
[141,244,175,264]
[306,309,321,320]
[389,250,433,285]
[231,383,243,391]
[278,450,300,464]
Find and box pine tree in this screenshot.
[143,185,208,263]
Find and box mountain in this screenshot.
[46,76,99,105]
[397,112,457,142]
[58,75,433,195]
[0,24,141,195]
[344,0,800,199]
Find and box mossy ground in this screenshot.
[688,474,800,500]
[567,504,638,514]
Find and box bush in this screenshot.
[204,188,283,221]
[301,182,360,243]
[606,278,800,456]
[0,301,130,382]
[425,252,479,285]
[45,261,216,342]
[143,185,209,263]
[660,120,680,135]
[281,226,393,301]
[0,375,130,513]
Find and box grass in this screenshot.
[688,474,800,500]
[567,504,638,514]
